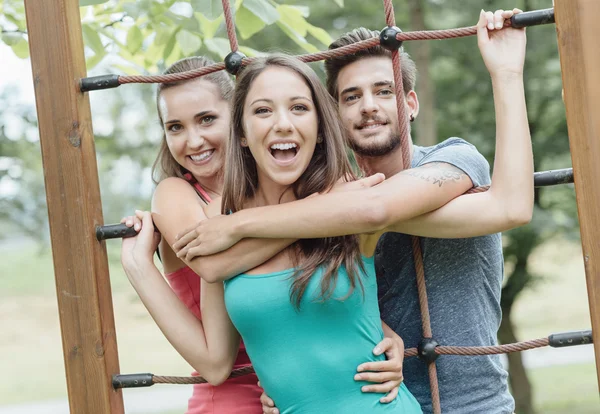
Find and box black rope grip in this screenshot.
[418,338,439,363]
[80,75,120,92]
[96,223,138,241]
[379,26,403,51]
[224,51,246,75]
[112,373,154,389]
[510,8,555,29]
[548,330,593,348]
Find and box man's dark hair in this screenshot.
[324,27,417,100]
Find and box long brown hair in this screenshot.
[222,54,365,308]
[151,56,234,186]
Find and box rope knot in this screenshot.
[379,26,403,51]
[224,51,246,75]
[418,337,440,363]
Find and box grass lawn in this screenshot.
[1,237,598,412]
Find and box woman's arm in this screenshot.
[120,211,238,385]
[151,177,294,282]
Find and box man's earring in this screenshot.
[409,114,415,122]
[240,138,247,146]
[316,135,323,144]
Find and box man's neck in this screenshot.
[357,144,415,178]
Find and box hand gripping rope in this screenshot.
[85,2,587,413]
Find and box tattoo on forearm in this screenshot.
[404,162,468,187]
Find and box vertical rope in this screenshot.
[382,0,441,412]
[221,0,239,52]
[383,0,411,170]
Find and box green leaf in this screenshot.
[113,64,143,76]
[238,45,264,57]
[79,0,109,6]
[86,51,106,70]
[176,30,202,55]
[163,28,181,61]
[126,25,144,54]
[276,21,318,54]
[144,40,164,64]
[190,0,223,20]
[195,12,223,39]
[164,11,201,33]
[277,5,308,37]
[122,0,153,19]
[333,0,344,7]
[204,37,231,59]
[243,0,279,25]
[82,24,105,56]
[236,5,265,40]
[291,5,309,18]
[1,32,23,46]
[154,28,172,46]
[11,39,29,59]
[165,43,184,67]
[307,24,332,46]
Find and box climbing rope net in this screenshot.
[86,1,588,413]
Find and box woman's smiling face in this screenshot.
[241,66,319,188]
[159,79,230,181]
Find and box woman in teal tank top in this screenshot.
[180,54,421,413]
[225,256,420,413]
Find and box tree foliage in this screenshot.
[1,0,339,73]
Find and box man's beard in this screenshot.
[349,131,401,157]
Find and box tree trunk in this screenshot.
[499,306,535,414]
[500,253,536,413]
[406,0,437,146]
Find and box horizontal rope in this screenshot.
[153,365,255,385]
[149,337,550,385]
[115,21,511,86]
[404,337,549,358]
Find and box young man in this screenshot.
[175,9,529,413]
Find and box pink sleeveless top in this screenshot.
[164,176,262,414]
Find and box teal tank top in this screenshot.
[224,256,422,413]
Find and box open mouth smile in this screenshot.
[269,142,299,166]
[188,149,215,164]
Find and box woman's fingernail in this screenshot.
[354,374,362,381]
[362,386,369,392]
[134,223,140,231]
[126,220,132,226]
[373,346,382,355]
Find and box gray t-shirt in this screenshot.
[376,138,515,413]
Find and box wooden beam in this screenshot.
[23,0,124,412]
[555,0,600,391]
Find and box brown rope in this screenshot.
[153,365,255,385]
[396,19,512,42]
[119,62,226,84]
[115,19,514,86]
[148,337,550,385]
[404,337,550,358]
[221,0,239,52]
[382,0,440,411]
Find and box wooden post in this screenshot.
[23,0,124,412]
[555,0,600,391]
